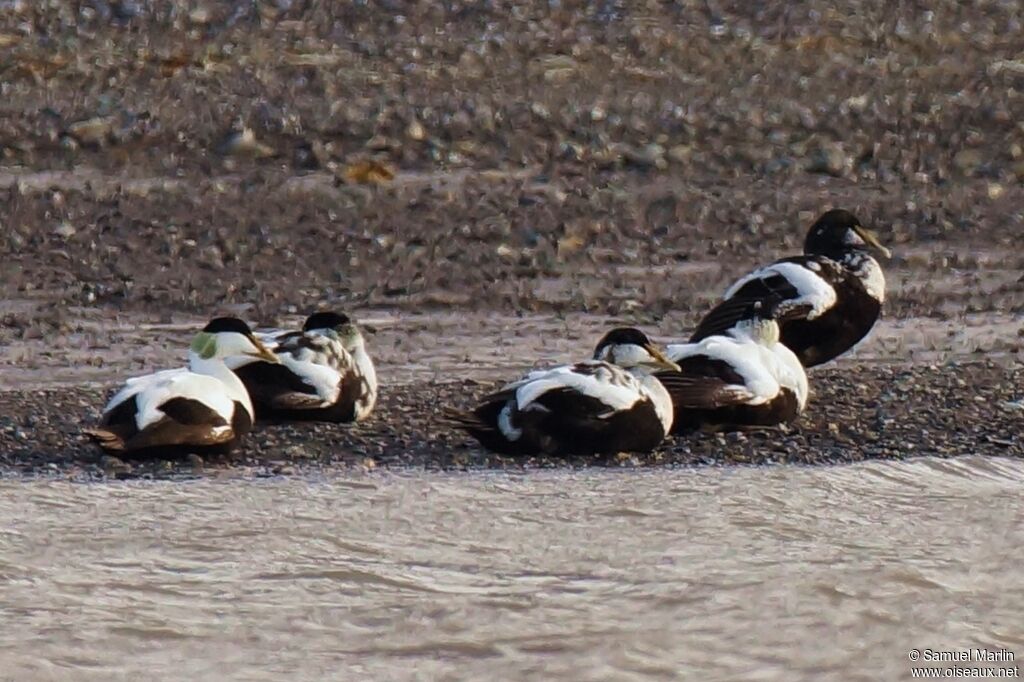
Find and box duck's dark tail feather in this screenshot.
[83,428,126,452]
[440,407,494,433]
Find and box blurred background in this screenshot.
[1,0,1021,327]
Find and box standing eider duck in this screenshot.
[226,311,378,422]
[660,302,809,433]
[690,209,891,367]
[84,317,279,456]
[446,328,680,456]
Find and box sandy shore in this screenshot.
[0,310,1021,479]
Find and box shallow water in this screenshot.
[1,457,1022,681]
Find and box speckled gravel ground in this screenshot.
[0,361,1020,480]
[1,2,1022,477]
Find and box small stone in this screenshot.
[406,119,426,141]
[842,94,870,113]
[53,222,76,239]
[621,143,666,170]
[100,455,131,473]
[189,6,212,24]
[805,143,848,176]
[667,145,693,164]
[987,183,1005,200]
[67,116,116,146]
[219,128,274,158]
[952,149,983,176]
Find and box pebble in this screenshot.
[804,144,848,176]
[53,222,76,239]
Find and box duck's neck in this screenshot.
[187,350,254,418]
[630,369,675,434]
[352,345,377,390]
[729,318,779,347]
[842,251,885,301]
[350,344,378,419]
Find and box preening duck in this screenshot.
[226,311,378,422]
[446,328,680,456]
[84,317,278,456]
[690,209,891,367]
[660,302,809,433]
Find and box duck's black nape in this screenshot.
[203,317,254,335]
[303,311,351,332]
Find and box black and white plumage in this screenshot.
[446,328,681,456]
[226,311,377,422]
[690,209,891,367]
[84,317,279,456]
[660,305,809,434]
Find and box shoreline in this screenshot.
[1,359,1020,480]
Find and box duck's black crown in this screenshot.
[594,327,653,356]
[303,311,351,332]
[203,317,254,336]
[804,209,864,257]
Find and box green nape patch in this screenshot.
[190,332,218,360]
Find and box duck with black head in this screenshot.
[446,328,680,456]
[84,317,279,457]
[690,209,891,367]
[226,311,378,423]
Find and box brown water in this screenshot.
[1,456,1022,681]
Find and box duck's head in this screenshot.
[303,311,365,351]
[190,317,279,363]
[593,327,681,372]
[804,209,891,260]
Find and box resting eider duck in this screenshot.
[690,209,891,367]
[660,303,809,433]
[446,328,680,456]
[84,317,278,456]
[226,311,378,422]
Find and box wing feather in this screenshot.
[691,258,837,341]
[127,370,235,430]
[514,362,642,413]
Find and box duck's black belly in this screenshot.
[538,403,666,455]
[671,389,800,434]
[474,395,667,456]
[781,286,881,367]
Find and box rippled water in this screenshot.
[1,457,1022,681]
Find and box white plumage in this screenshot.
[662,317,809,433]
[667,326,808,410]
[503,361,672,433]
[104,367,240,434]
[723,261,838,321]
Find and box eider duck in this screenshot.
[446,328,680,456]
[226,311,378,422]
[84,317,278,456]
[690,209,891,367]
[661,303,809,433]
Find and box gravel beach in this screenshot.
[1,1,1022,477]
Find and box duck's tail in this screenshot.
[82,428,126,452]
[440,407,491,432]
